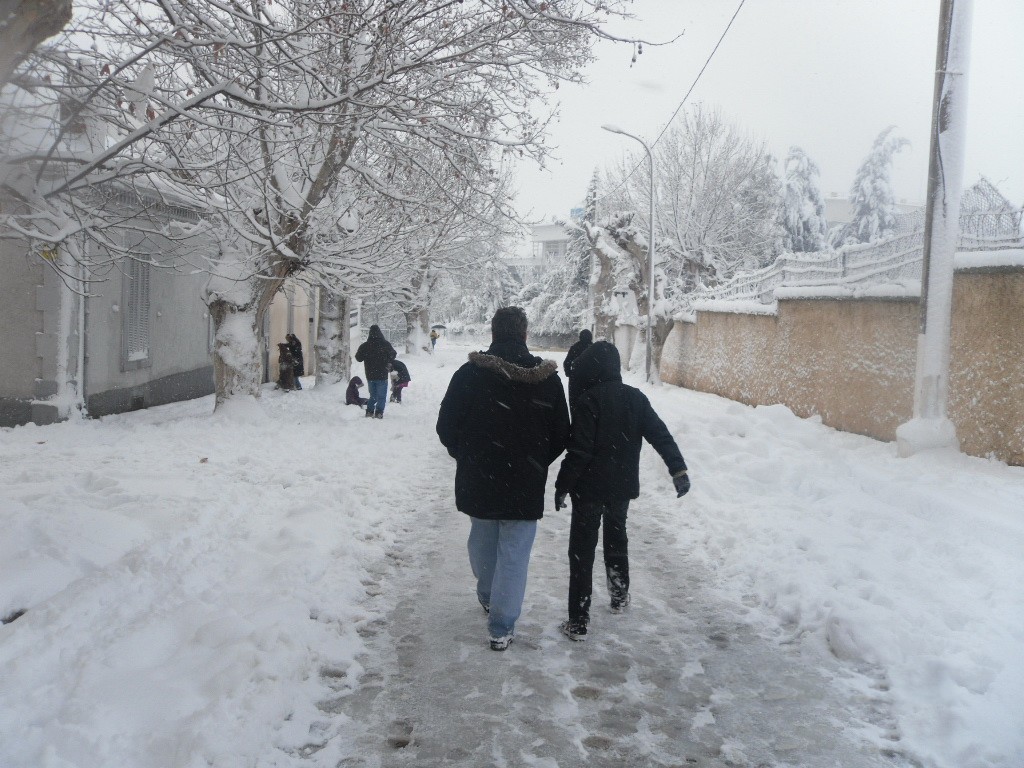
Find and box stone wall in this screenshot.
[661,268,1024,465]
[948,269,1024,465]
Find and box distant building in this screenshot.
[823,179,1020,240]
[506,222,572,281]
[822,193,924,229]
[531,223,571,263]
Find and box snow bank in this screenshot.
[2,348,1022,768]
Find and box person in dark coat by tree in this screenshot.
[276,343,296,390]
[437,307,570,651]
[554,340,690,642]
[286,333,304,389]
[562,328,593,409]
[354,325,397,418]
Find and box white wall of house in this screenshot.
[1,200,217,426]
[267,281,317,382]
[82,223,213,416]
[0,238,45,400]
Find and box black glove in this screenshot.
[673,472,690,498]
[555,491,568,511]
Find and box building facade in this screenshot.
[1,192,215,427]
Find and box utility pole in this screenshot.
[601,124,657,383]
[896,0,973,457]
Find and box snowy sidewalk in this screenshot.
[1,342,1022,768]
[326,464,894,767]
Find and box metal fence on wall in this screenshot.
[696,211,1023,305]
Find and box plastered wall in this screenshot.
[661,268,1024,465]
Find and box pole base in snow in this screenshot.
[896,417,959,458]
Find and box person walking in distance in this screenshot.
[430,328,439,351]
[553,341,690,642]
[354,325,397,419]
[437,307,570,651]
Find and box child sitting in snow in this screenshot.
[346,376,367,406]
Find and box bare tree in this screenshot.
[121,0,642,405]
[599,106,781,374]
[4,0,650,406]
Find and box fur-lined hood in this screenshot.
[468,351,558,384]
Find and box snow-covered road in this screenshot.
[2,342,1022,768]
[328,457,893,767]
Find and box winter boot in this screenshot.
[559,620,588,642]
[609,593,631,614]
[365,409,374,418]
[489,634,514,651]
[374,411,384,419]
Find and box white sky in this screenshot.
[513,0,1024,224]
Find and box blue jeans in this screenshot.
[467,517,537,639]
[366,379,388,414]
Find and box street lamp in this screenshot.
[602,124,656,383]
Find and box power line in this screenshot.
[595,0,747,205]
[651,0,747,150]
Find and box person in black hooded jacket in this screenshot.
[554,340,690,641]
[437,307,570,651]
[562,328,593,410]
[354,324,397,418]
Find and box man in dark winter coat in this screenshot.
[437,306,570,651]
[562,328,593,409]
[354,325,397,418]
[554,340,690,642]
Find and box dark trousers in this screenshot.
[567,499,630,624]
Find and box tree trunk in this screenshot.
[315,290,352,386]
[0,0,72,86]
[589,243,618,343]
[209,299,263,408]
[650,316,674,381]
[403,308,430,355]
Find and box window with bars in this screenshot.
[122,255,151,368]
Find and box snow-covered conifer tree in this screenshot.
[431,245,522,338]
[522,172,597,336]
[844,126,910,244]
[780,146,828,253]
